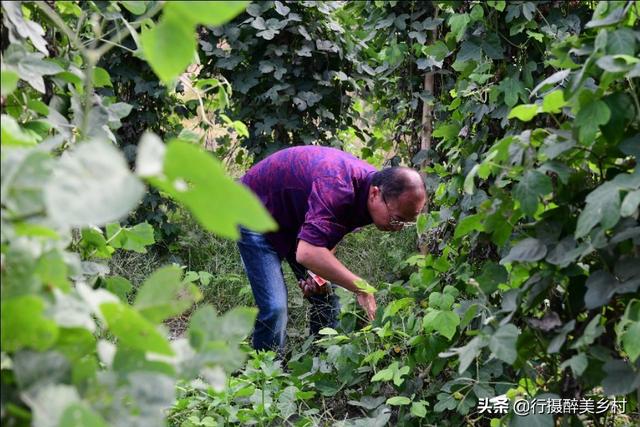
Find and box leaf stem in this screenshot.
[626,78,640,123]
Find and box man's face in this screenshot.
[369,186,427,231]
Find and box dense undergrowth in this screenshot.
[2,1,639,427]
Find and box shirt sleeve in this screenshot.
[297,176,353,249]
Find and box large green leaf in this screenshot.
[601,359,640,395]
[44,140,145,228]
[432,310,460,340]
[622,322,640,362]
[499,77,526,107]
[513,170,552,216]
[1,70,19,96]
[448,13,470,42]
[1,295,58,352]
[574,95,611,144]
[386,396,411,406]
[100,302,174,355]
[1,147,50,217]
[218,307,258,342]
[476,262,508,294]
[575,182,620,238]
[1,115,40,146]
[501,238,547,264]
[140,13,196,83]
[165,1,248,27]
[105,222,155,253]
[606,28,636,55]
[508,104,539,122]
[489,324,518,364]
[134,265,196,322]
[147,139,276,239]
[454,213,484,238]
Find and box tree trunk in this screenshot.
[419,6,438,255]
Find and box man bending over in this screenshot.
[239,146,427,355]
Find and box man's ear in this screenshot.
[369,185,380,201]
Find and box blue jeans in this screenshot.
[237,228,340,355]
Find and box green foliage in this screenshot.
[198,1,367,158]
[1,1,271,426]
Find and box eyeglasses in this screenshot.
[382,194,416,228]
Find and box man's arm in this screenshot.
[296,239,377,320]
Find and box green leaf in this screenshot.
[218,306,257,342]
[548,320,575,354]
[448,13,470,42]
[121,1,146,15]
[1,115,39,146]
[501,238,547,264]
[44,140,145,228]
[92,67,112,88]
[606,28,636,55]
[601,359,640,396]
[508,104,540,122]
[411,401,427,418]
[140,14,196,83]
[27,99,49,116]
[455,336,488,374]
[147,140,277,239]
[80,228,113,258]
[1,295,58,352]
[35,250,71,292]
[622,322,640,362]
[575,97,611,144]
[106,222,155,253]
[584,271,617,309]
[542,90,566,113]
[100,302,174,355]
[487,1,506,11]
[499,77,526,108]
[559,353,588,376]
[104,276,133,301]
[431,310,460,340]
[463,164,479,195]
[1,70,19,96]
[371,366,394,382]
[575,182,620,238]
[621,189,640,217]
[454,214,485,238]
[165,1,249,27]
[513,170,552,216]
[416,213,427,235]
[571,315,604,349]
[354,278,377,294]
[489,324,518,364]
[476,263,508,294]
[383,297,414,320]
[387,396,411,406]
[134,266,196,322]
[422,41,450,61]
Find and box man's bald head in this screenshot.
[371,166,427,201]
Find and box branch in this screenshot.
[34,1,89,58]
[94,1,165,58]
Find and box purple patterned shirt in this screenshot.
[241,146,376,258]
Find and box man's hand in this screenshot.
[298,276,330,298]
[356,292,377,321]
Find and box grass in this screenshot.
[109,209,419,347]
